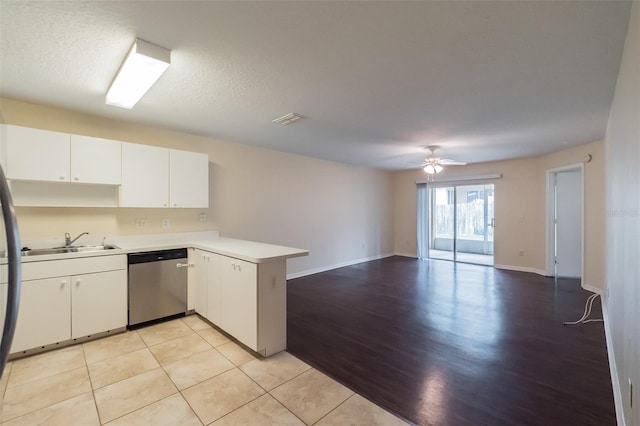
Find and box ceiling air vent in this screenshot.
[272,112,305,125]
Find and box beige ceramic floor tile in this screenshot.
[94,367,177,423]
[105,393,201,426]
[216,341,257,366]
[182,314,212,331]
[137,319,194,347]
[88,348,160,389]
[211,394,304,426]
[182,368,265,424]
[2,392,100,426]
[1,361,11,397]
[149,333,212,366]
[315,394,409,425]
[163,348,234,390]
[83,331,146,365]
[1,367,91,422]
[240,351,311,391]
[8,345,85,388]
[270,369,354,425]
[198,327,230,347]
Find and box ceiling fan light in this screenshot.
[434,164,443,173]
[424,164,435,174]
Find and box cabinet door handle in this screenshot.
[60,280,67,288]
[75,279,81,286]
[73,177,79,181]
[59,176,65,180]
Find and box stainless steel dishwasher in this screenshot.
[128,248,189,326]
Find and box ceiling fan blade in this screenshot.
[439,159,467,165]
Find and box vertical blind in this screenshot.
[417,183,429,259]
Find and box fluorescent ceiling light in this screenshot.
[106,39,171,109]
[272,112,305,125]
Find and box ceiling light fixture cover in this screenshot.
[272,112,305,125]
[106,38,171,109]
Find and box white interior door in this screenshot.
[555,170,582,278]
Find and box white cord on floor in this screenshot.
[563,293,604,325]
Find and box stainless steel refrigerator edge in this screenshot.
[128,248,188,326]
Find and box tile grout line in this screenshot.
[79,343,102,425]
[138,321,209,425]
[90,328,185,425]
[1,349,92,424]
[234,356,316,425]
[309,392,356,426]
[269,368,349,426]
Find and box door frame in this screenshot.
[545,163,584,277]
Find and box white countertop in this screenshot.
[1,231,308,264]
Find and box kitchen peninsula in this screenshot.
[1,231,308,358]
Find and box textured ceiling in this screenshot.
[0,1,632,170]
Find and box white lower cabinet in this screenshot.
[193,249,221,324]
[71,270,127,338]
[12,277,72,353]
[220,257,257,350]
[192,250,287,356]
[10,255,127,354]
[194,249,209,317]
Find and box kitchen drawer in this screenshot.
[22,255,126,281]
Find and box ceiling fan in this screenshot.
[418,145,468,174]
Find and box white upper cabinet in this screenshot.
[4,125,70,182]
[121,142,170,207]
[70,135,121,184]
[2,125,208,208]
[2,125,122,185]
[169,149,209,208]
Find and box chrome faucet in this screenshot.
[65,232,89,247]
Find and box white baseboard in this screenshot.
[602,295,626,426]
[494,264,548,276]
[393,252,417,258]
[581,284,604,295]
[286,253,394,280]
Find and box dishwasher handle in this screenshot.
[176,263,194,268]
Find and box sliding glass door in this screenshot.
[429,186,455,261]
[428,184,494,265]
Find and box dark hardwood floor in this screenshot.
[287,256,615,426]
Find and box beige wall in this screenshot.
[603,2,639,423]
[0,98,395,276]
[393,140,605,289]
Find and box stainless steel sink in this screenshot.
[21,245,118,256]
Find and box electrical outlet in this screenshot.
[199,213,206,222]
[162,218,170,229]
[135,219,146,229]
[519,250,525,256]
